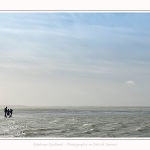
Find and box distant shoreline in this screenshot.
[0,105,150,109]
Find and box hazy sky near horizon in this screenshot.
[0,13,150,106]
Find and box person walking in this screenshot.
[7,109,10,117]
[9,109,13,117]
[4,107,7,117]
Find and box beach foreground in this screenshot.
[0,107,150,138]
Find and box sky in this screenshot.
[0,12,150,106]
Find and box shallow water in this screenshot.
[0,107,150,138]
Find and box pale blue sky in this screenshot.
[0,13,150,106]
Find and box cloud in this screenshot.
[125,81,135,85]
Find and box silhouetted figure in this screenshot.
[4,107,7,117]
[9,109,13,117]
[7,109,10,117]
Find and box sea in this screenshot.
[0,106,150,138]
